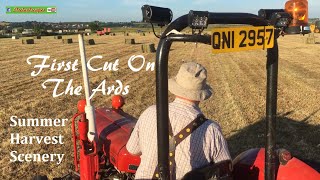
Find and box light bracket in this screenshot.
[258,9,292,28]
[270,12,292,28]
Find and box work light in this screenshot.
[188,10,209,29]
[258,9,285,20]
[141,5,172,26]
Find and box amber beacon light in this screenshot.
[285,0,309,34]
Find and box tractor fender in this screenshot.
[233,148,320,180]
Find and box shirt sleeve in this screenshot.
[210,124,232,163]
[126,118,141,155]
[126,106,156,156]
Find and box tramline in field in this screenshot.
[34,4,320,180]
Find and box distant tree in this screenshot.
[17,27,23,33]
[89,21,100,31]
[33,25,41,35]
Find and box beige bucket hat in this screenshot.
[168,62,213,101]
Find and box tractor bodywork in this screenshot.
[233,148,320,180]
[71,106,140,180]
[95,108,140,173]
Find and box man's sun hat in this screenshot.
[168,62,213,101]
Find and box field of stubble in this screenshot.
[0,32,319,179]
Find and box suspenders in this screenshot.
[153,114,208,179]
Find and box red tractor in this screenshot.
[96,28,111,36]
[35,5,320,180]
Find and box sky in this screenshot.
[0,0,319,22]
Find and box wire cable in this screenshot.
[151,23,161,38]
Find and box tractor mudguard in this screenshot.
[232,148,320,180]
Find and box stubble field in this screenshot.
[0,32,319,179]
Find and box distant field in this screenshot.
[0,32,319,179]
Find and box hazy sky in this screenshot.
[0,0,319,22]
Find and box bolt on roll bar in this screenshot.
[154,11,281,180]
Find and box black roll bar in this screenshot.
[156,12,278,180]
[161,13,269,38]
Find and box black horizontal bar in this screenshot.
[208,12,268,26]
[166,34,211,45]
[162,12,269,38]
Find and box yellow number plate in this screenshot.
[211,26,274,54]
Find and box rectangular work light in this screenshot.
[188,10,209,29]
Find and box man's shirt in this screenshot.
[126,98,231,179]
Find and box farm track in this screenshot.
[0,33,319,179]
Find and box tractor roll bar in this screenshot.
[155,12,278,180]
[161,13,269,38]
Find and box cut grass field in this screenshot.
[0,32,319,179]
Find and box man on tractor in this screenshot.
[126,62,232,179]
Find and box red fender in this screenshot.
[277,157,320,180]
[233,148,320,180]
